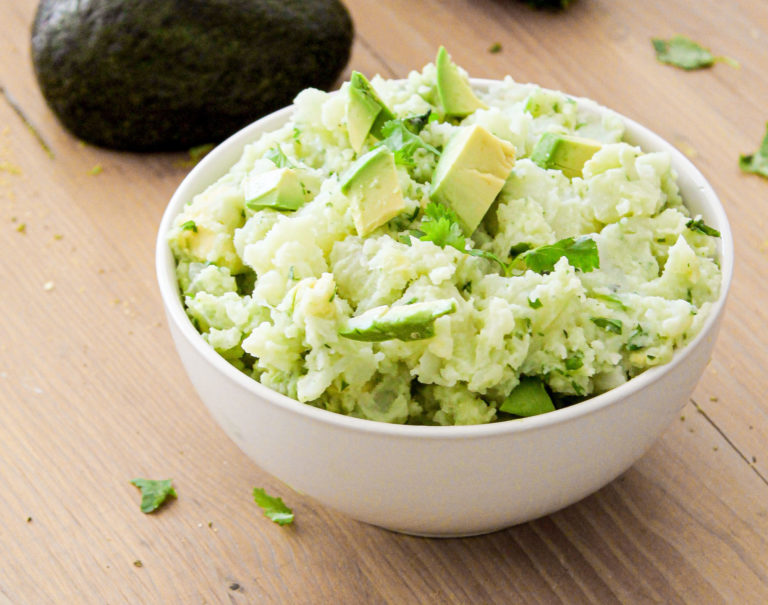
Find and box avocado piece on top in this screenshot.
[340,146,406,236]
[429,124,516,233]
[499,377,556,417]
[346,72,396,152]
[530,133,603,178]
[435,46,488,118]
[340,299,457,342]
[244,168,306,212]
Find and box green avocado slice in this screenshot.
[499,377,556,417]
[244,168,305,211]
[346,71,396,151]
[339,299,457,342]
[435,46,487,118]
[530,133,603,179]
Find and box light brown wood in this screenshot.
[2,0,767,602]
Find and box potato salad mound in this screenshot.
[168,48,722,425]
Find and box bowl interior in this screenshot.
[156,80,733,439]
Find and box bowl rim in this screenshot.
[156,78,734,441]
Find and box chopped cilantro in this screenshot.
[180,220,198,232]
[686,218,721,237]
[528,297,543,309]
[590,317,623,335]
[253,488,294,526]
[652,35,738,70]
[520,236,600,274]
[378,119,440,167]
[489,42,502,54]
[419,202,466,252]
[466,248,509,274]
[130,478,177,513]
[739,122,768,179]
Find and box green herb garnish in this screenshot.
[520,236,600,274]
[686,218,721,237]
[130,478,177,513]
[180,220,198,232]
[739,122,768,179]
[378,119,440,167]
[528,297,543,309]
[419,202,467,252]
[651,35,737,70]
[253,488,294,526]
[590,317,623,335]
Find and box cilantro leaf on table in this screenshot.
[739,123,768,179]
[130,478,177,513]
[378,119,440,167]
[418,202,466,251]
[520,236,600,274]
[253,488,294,526]
[686,218,721,238]
[651,35,738,70]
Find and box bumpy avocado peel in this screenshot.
[31,0,354,151]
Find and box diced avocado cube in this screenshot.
[340,146,406,236]
[435,46,487,118]
[499,377,555,417]
[339,299,457,342]
[346,71,396,152]
[243,168,305,211]
[530,132,603,179]
[429,124,516,233]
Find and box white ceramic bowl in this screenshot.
[156,81,733,537]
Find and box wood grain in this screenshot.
[1,0,767,602]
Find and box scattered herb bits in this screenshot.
[651,35,738,70]
[739,123,768,179]
[131,478,177,513]
[253,488,294,526]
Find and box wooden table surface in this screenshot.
[2,0,767,602]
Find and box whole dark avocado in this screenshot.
[31,0,354,151]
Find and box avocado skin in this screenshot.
[31,0,354,151]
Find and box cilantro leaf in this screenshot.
[131,478,177,513]
[686,218,721,237]
[521,236,599,274]
[590,317,623,335]
[652,35,738,70]
[378,119,440,167]
[419,202,466,252]
[739,122,768,179]
[253,488,294,526]
[180,220,197,232]
[466,248,509,274]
